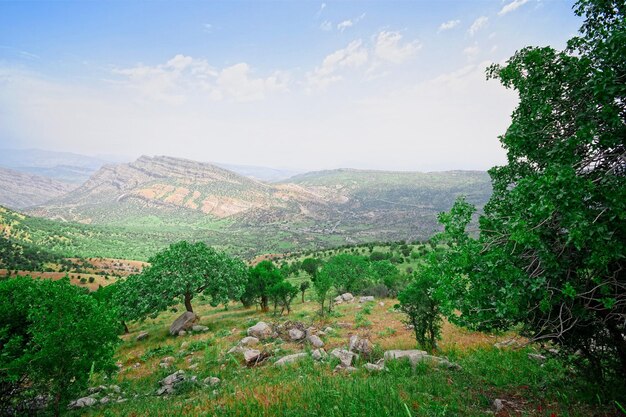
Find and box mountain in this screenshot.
[0,167,76,209]
[212,162,302,182]
[0,148,114,183]
[27,155,492,255]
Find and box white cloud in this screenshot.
[307,40,368,90]
[114,55,287,103]
[438,19,460,32]
[463,45,480,59]
[320,20,332,31]
[374,31,421,64]
[337,13,365,32]
[498,0,530,16]
[469,16,488,36]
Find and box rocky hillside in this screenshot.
[0,167,75,209]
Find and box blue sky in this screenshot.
[0,1,582,171]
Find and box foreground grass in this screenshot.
[76,298,624,417]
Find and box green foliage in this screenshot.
[114,241,247,320]
[300,258,322,280]
[269,280,299,315]
[320,254,371,294]
[0,277,119,414]
[244,260,285,312]
[430,0,626,379]
[397,274,441,351]
[312,266,335,315]
[299,280,310,303]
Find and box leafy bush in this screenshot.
[397,274,441,351]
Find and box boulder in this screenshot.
[227,345,246,355]
[239,336,259,347]
[247,322,272,340]
[192,325,209,332]
[307,334,324,348]
[312,348,327,361]
[341,293,354,302]
[422,355,462,371]
[68,397,97,409]
[330,349,358,367]
[243,349,261,364]
[288,328,305,341]
[359,296,375,303]
[100,396,110,405]
[383,350,427,366]
[274,352,308,366]
[334,364,357,373]
[161,356,175,364]
[203,377,221,386]
[528,353,547,362]
[169,312,198,336]
[178,330,187,337]
[160,370,186,386]
[348,335,371,355]
[334,296,344,305]
[135,331,149,341]
[364,363,385,372]
[378,302,385,307]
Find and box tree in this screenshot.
[0,277,119,416]
[313,267,335,315]
[300,280,310,303]
[434,0,626,378]
[115,241,247,319]
[246,260,284,312]
[301,258,322,280]
[397,274,441,352]
[269,281,299,315]
[322,254,371,294]
[370,260,402,295]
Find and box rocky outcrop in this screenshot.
[169,312,198,336]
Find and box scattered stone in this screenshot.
[239,336,260,347]
[330,349,358,367]
[132,362,141,369]
[88,385,107,394]
[323,327,334,333]
[159,363,171,369]
[244,349,261,364]
[334,296,344,305]
[247,322,272,340]
[334,364,357,373]
[378,302,385,307]
[68,397,97,409]
[312,348,327,361]
[169,312,198,336]
[274,352,308,366]
[227,345,246,355]
[100,397,110,405]
[528,353,547,362]
[341,293,354,302]
[364,363,385,372]
[192,325,209,333]
[494,338,522,349]
[180,342,189,349]
[422,355,462,371]
[307,334,324,348]
[161,370,186,386]
[189,363,199,370]
[359,296,375,303]
[348,335,372,355]
[288,328,305,341]
[203,377,221,386]
[493,399,505,413]
[135,331,149,341]
[109,385,121,393]
[161,356,175,364]
[383,350,427,366]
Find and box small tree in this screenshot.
[245,260,284,312]
[269,281,299,315]
[397,274,441,352]
[299,280,310,303]
[0,277,119,416]
[313,268,335,315]
[301,258,322,281]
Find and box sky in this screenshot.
[0,0,582,172]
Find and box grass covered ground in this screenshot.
[77,294,622,417]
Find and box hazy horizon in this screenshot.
[1,1,582,172]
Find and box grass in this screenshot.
[72,293,623,417]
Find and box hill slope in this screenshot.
[0,167,75,209]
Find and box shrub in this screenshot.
[397,274,441,352]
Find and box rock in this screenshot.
[247,322,272,340]
[189,363,199,370]
[88,385,107,394]
[528,353,547,362]
[161,356,175,364]
[323,327,334,333]
[203,377,220,386]
[312,348,327,361]
[307,334,324,348]
[330,349,358,367]
[161,370,186,386]
[135,331,149,341]
[244,349,261,364]
[493,399,505,413]
[334,296,344,305]
[239,336,260,347]
[227,345,246,355]
[288,328,305,341]
[100,396,110,405]
[422,355,462,371]
[192,325,209,332]
[68,397,97,409]
[379,302,385,307]
[274,352,308,366]
[109,385,121,393]
[169,312,198,336]
[349,335,372,355]
[334,364,357,373]
[178,330,187,337]
[494,338,521,349]
[180,342,189,349]
[341,293,354,302]
[359,296,375,303]
[364,363,385,372]
[383,350,427,366]
[159,363,171,369]
[156,385,175,396]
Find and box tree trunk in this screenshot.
[122,321,129,334]
[606,317,626,377]
[184,292,194,313]
[301,291,305,304]
[261,295,269,312]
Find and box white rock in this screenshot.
[383,350,427,366]
[247,322,272,340]
[244,349,261,364]
[274,352,308,366]
[203,377,221,386]
[307,334,324,348]
[330,349,358,367]
[364,363,385,372]
[341,293,354,302]
[69,397,97,409]
[160,370,185,386]
[192,325,209,332]
[136,331,149,341]
[359,296,375,303]
[312,348,327,361]
[239,336,259,347]
[288,328,305,341]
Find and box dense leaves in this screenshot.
[0,277,119,415]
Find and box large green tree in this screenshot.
[433,0,626,378]
[244,260,285,312]
[322,254,371,294]
[115,241,247,318]
[0,277,119,416]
